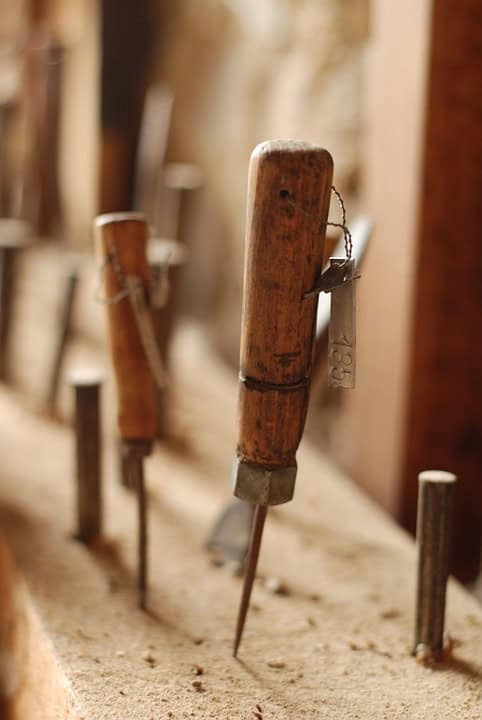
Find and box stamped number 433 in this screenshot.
[327,258,357,389]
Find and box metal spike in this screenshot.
[413,470,457,660]
[233,504,267,657]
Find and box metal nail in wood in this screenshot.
[68,368,103,544]
[414,469,457,661]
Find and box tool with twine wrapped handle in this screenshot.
[95,212,161,609]
[232,140,333,656]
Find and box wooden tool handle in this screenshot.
[95,212,157,441]
[237,140,333,468]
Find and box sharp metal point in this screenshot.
[233,504,267,657]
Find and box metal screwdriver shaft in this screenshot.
[233,505,266,657]
[232,140,333,656]
[68,368,103,544]
[122,438,152,608]
[414,469,457,661]
[95,213,158,609]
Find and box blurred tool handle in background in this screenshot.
[95,212,157,608]
[235,142,333,475]
[95,213,157,439]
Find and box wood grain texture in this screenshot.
[95,213,157,440]
[237,140,333,467]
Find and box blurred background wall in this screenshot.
[155,0,368,359]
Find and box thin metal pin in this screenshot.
[123,442,150,610]
[233,504,267,657]
[68,369,103,544]
[414,470,457,661]
[138,461,147,610]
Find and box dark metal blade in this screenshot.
[233,504,267,657]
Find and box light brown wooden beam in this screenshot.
[401,0,482,581]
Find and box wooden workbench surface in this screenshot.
[0,324,481,718]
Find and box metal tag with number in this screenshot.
[327,258,356,389]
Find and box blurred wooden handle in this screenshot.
[237,140,333,468]
[94,212,157,440]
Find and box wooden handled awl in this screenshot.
[233,140,333,656]
[95,212,158,609]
